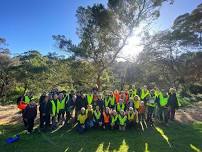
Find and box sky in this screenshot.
[0,0,201,56]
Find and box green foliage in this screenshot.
[53,0,172,90]
[189,83,202,95]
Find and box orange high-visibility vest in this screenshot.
[103,112,110,124]
[125,92,129,103]
[114,93,120,103]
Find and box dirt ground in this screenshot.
[0,102,202,125]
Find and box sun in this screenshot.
[118,24,145,61]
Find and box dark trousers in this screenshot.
[77,123,86,134]
[66,111,71,121]
[103,123,110,129]
[27,118,34,133]
[147,106,154,124]
[158,107,164,121]
[164,108,169,123]
[58,111,65,122]
[169,107,176,120]
[40,113,50,128]
[127,120,136,128]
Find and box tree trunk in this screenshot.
[23,84,28,95]
[96,73,101,92]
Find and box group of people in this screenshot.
[17,85,179,134]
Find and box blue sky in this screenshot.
[0,0,201,55]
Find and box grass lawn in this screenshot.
[0,122,202,152]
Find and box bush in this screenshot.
[189,83,202,95]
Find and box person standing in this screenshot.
[22,101,37,134]
[39,94,50,129]
[167,88,179,121]
[66,94,76,125]
[50,94,58,129]
[57,93,66,125]
[146,90,157,126]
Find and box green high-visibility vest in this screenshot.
[104,97,110,107]
[111,115,118,124]
[24,96,30,104]
[51,100,57,116]
[87,94,93,105]
[127,112,135,121]
[160,97,168,107]
[141,89,150,100]
[132,89,137,97]
[118,115,127,125]
[117,103,125,112]
[94,111,101,120]
[154,90,161,98]
[57,98,65,113]
[109,96,115,106]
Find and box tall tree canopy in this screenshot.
[53,0,173,90]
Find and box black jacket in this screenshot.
[75,96,87,111]
[168,93,179,108]
[23,103,37,119]
[39,100,50,114]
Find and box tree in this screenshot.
[172,3,202,48]
[53,0,172,90]
[0,38,17,103]
[137,3,202,88]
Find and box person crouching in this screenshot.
[110,110,118,130]
[102,107,110,129]
[77,107,87,134]
[93,106,102,128]
[118,110,127,131]
[86,105,94,129]
[127,107,138,129]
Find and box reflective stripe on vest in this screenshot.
[87,94,93,105]
[94,111,101,120]
[51,100,56,116]
[118,115,127,125]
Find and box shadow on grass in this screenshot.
[0,122,202,152]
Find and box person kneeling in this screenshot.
[94,106,102,128]
[77,107,87,134]
[118,110,127,131]
[127,107,138,129]
[103,107,110,129]
[86,105,94,128]
[110,110,118,130]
